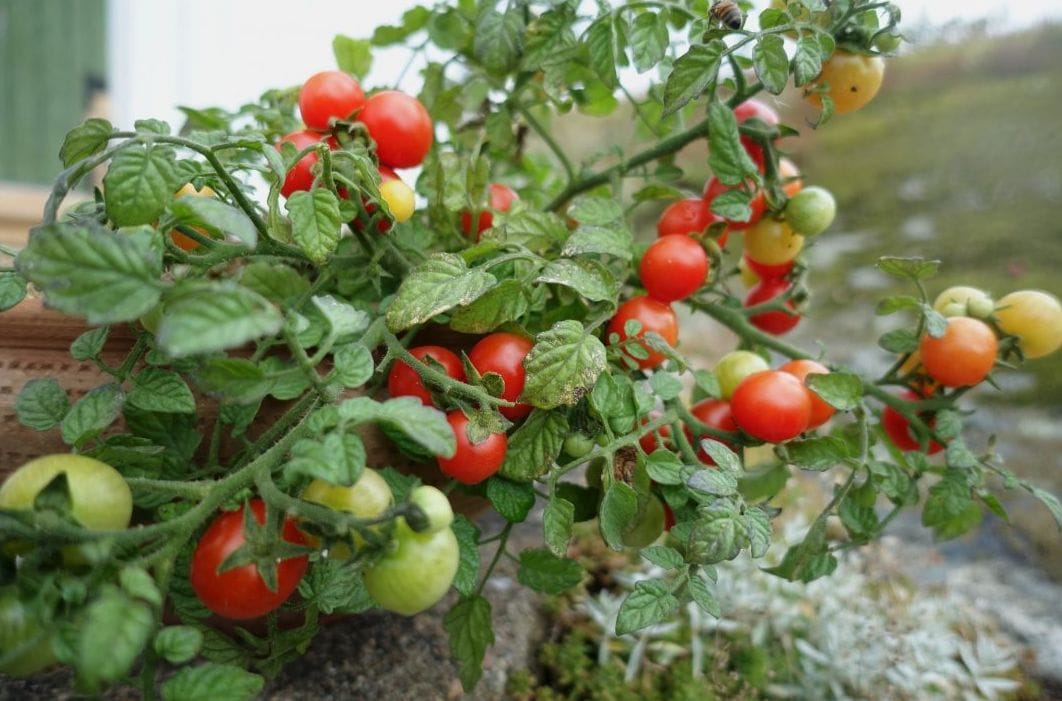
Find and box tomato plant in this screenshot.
[686,398,739,464]
[468,331,534,420]
[607,295,679,369]
[881,391,943,454]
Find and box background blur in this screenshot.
[0,0,1059,587]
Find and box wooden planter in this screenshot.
[0,297,487,516]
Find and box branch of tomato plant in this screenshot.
[554,411,679,478]
[476,522,514,597]
[671,400,745,447]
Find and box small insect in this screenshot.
[710,0,745,30]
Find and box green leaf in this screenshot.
[61,383,124,446]
[616,580,679,635]
[688,468,738,497]
[451,515,481,596]
[753,35,789,94]
[586,16,618,88]
[15,378,69,430]
[120,565,163,607]
[876,256,941,281]
[698,440,742,474]
[568,196,623,226]
[945,440,978,470]
[556,483,600,522]
[372,6,432,45]
[1025,484,1062,532]
[805,372,863,411]
[649,371,683,401]
[70,327,109,361]
[77,587,155,689]
[339,396,456,458]
[708,188,752,221]
[561,223,633,260]
[875,295,921,315]
[500,410,568,481]
[923,473,982,540]
[286,432,367,486]
[923,306,948,338]
[386,253,497,331]
[517,548,584,594]
[312,295,370,338]
[646,450,685,486]
[738,463,789,503]
[60,118,113,166]
[168,196,257,248]
[764,517,837,582]
[332,36,373,78]
[444,595,494,691]
[839,495,879,538]
[298,559,374,614]
[485,210,568,253]
[16,223,162,324]
[543,496,575,557]
[287,189,341,265]
[157,282,283,358]
[449,279,530,334]
[629,12,668,73]
[332,343,374,388]
[239,262,310,304]
[663,40,724,117]
[474,9,525,75]
[154,626,204,665]
[486,476,536,523]
[792,35,824,87]
[688,574,721,617]
[128,368,196,414]
[878,328,919,354]
[194,358,274,404]
[161,664,264,701]
[0,272,27,311]
[687,503,745,564]
[641,545,684,569]
[104,144,179,226]
[600,482,639,550]
[523,320,606,409]
[708,99,759,185]
[745,506,772,558]
[591,373,637,435]
[784,436,854,471]
[536,258,617,302]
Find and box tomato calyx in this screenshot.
[212,501,310,594]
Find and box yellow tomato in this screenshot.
[994,290,1062,359]
[807,50,885,114]
[379,179,416,224]
[744,218,804,266]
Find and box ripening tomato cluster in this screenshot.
[275,70,433,229]
[387,332,538,485]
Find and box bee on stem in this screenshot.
[710,0,745,30]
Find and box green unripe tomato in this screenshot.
[714,350,770,400]
[363,521,459,615]
[562,433,595,459]
[0,455,132,531]
[784,186,836,237]
[875,32,903,53]
[0,590,56,676]
[621,495,665,549]
[933,286,993,319]
[302,469,393,558]
[408,485,453,534]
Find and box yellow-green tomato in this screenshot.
[0,590,56,677]
[744,219,804,266]
[379,179,416,223]
[621,495,665,549]
[807,50,885,114]
[302,469,393,558]
[714,350,770,400]
[933,286,993,319]
[363,521,459,615]
[784,186,836,237]
[408,485,453,534]
[0,455,132,531]
[994,290,1062,359]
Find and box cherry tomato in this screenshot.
[461,183,518,239]
[0,589,56,677]
[620,495,665,548]
[640,235,708,303]
[639,412,673,453]
[563,433,596,458]
[714,350,770,400]
[171,184,218,251]
[359,90,433,168]
[190,500,309,620]
[607,296,679,370]
[933,286,993,319]
[733,99,779,172]
[779,359,835,428]
[744,218,804,266]
[784,186,836,237]
[276,130,322,198]
[744,253,793,281]
[994,289,1062,359]
[363,518,459,615]
[738,255,761,288]
[468,332,534,421]
[687,398,739,464]
[302,468,393,558]
[704,177,766,231]
[299,70,366,131]
[437,412,507,485]
[388,346,466,406]
[919,316,998,387]
[881,391,943,454]
[657,197,715,238]
[408,485,454,534]
[807,50,885,114]
[778,157,803,198]
[745,278,801,335]
[731,370,812,443]
[0,454,132,532]
[379,179,416,224]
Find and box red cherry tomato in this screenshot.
[468,332,534,421]
[733,99,779,172]
[745,278,801,335]
[190,500,309,620]
[639,411,673,453]
[744,253,793,281]
[919,317,998,388]
[299,71,366,131]
[662,502,676,531]
[607,296,679,370]
[640,235,709,303]
[657,198,714,238]
[704,177,766,231]
[779,359,835,428]
[461,183,518,239]
[437,411,507,485]
[359,90,433,168]
[276,130,322,198]
[881,391,943,454]
[686,398,739,465]
[731,370,812,443]
[388,346,466,406]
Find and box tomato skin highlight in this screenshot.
[190,500,309,621]
[745,278,801,335]
[437,412,507,485]
[299,70,365,131]
[730,370,812,443]
[461,183,518,238]
[919,316,998,388]
[388,346,466,406]
[468,332,534,421]
[779,359,835,428]
[640,235,708,303]
[276,130,322,198]
[359,90,434,168]
[607,296,679,369]
[881,391,943,454]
